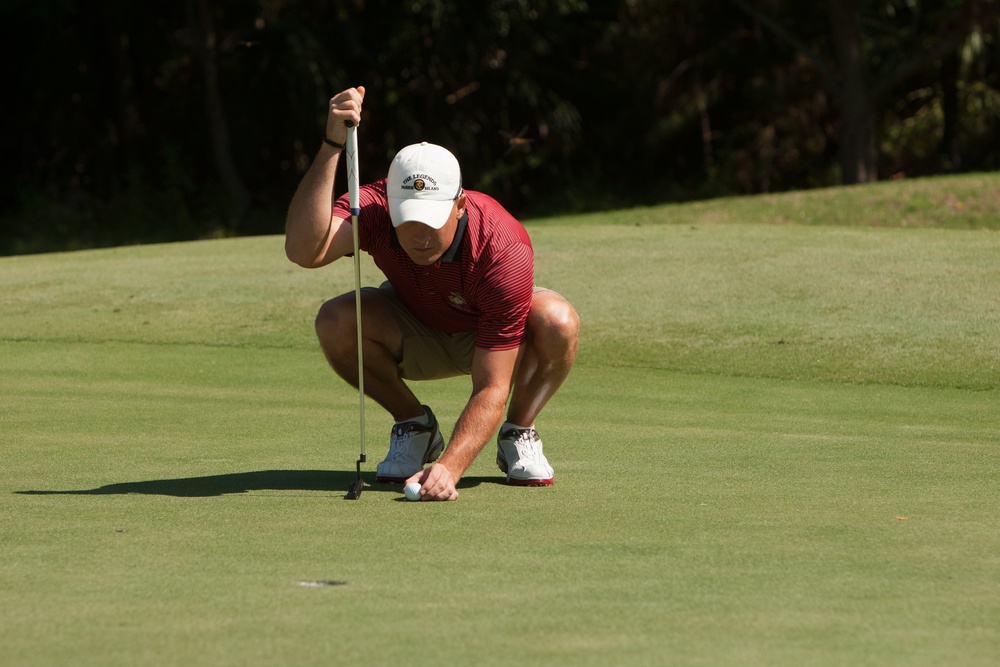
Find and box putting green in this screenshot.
[2,340,997,666]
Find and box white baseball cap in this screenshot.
[387,142,463,229]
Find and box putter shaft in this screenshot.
[344,123,366,499]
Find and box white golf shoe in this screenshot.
[496,425,554,486]
[375,406,445,483]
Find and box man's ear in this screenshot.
[456,192,467,216]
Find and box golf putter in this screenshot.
[344,120,366,500]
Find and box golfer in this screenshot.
[285,86,579,501]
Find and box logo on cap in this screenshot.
[414,179,425,191]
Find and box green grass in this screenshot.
[2,172,999,666]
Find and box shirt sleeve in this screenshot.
[473,241,534,351]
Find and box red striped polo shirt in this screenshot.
[332,180,534,351]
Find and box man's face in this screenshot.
[394,194,466,265]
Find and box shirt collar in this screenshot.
[440,211,468,263]
[389,211,468,264]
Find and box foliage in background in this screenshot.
[1,0,998,254]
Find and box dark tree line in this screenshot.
[2,0,997,255]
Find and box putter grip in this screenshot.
[346,126,360,213]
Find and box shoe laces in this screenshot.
[504,427,540,462]
[385,423,420,461]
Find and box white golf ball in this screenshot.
[403,482,422,502]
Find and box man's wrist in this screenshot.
[435,456,463,483]
[323,136,346,150]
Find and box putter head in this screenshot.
[345,478,363,500]
[344,454,366,500]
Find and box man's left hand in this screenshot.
[406,463,459,501]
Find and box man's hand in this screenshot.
[325,86,365,148]
[406,463,459,501]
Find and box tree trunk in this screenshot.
[941,52,961,171]
[188,0,250,220]
[828,0,877,184]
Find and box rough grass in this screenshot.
[546,171,1000,230]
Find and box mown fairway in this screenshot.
[2,174,998,666]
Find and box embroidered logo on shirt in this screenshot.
[448,292,468,308]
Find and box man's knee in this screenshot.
[315,294,357,344]
[528,295,579,352]
[316,290,405,362]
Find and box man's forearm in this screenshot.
[439,386,509,479]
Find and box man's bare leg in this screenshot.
[314,291,423,422]
[506,290,579,426]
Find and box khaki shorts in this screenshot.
[362,283,551,381]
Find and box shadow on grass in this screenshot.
[16,470,503,498]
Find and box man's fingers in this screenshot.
[423,486,459,501]
[404,470,429,487]
[415,464,458,501]
[402,464,457,501]
[329,87,364,126]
